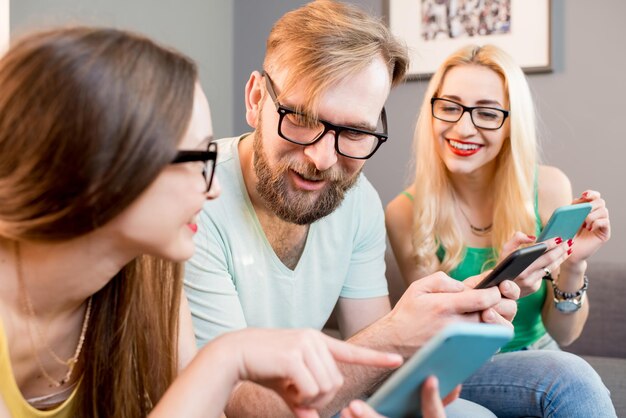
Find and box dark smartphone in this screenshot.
[474,243,548,289]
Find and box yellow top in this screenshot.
[0,317,78,418]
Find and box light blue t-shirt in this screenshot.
[184,135,388,347]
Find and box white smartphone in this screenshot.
[366,323,513,417]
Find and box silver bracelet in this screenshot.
[545,274,588,299]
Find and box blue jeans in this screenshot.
[460,350,617,417]
[445,398,496,417]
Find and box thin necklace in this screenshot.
[15,242,92,388]
[452,193,493,236]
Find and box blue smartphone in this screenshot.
[366,323,513,418]
[474,243,547,289]
[536,203,592,242]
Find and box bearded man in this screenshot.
[184,2,518,417]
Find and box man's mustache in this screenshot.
[283,161,347,183]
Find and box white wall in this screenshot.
[10,0,234,139]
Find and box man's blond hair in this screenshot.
[264,0,408,118]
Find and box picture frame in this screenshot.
[386,0,551,79]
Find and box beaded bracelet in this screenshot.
[544,273,588,299]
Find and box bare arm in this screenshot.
[385,189,440,286]
[225,296,392,418]
[336,296,390,339]
[178,293,198,371]
[536,166,590,345]
[501,166,596,345]
[155,329,402,418]
[152,293,237,418]
[225,383,292,418]
[0,396,10,418]
[541,259,589,346]
[320,297,393,414]
[151,334,241,418]
[226,273,516,418]
[225,333,396,418]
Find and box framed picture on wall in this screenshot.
[386,0,551,79]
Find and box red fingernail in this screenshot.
[555,237,563,244]
[567,249,572,255]
[582,222,587,229]
[567,239,573,247]
[582,192,588,198]
[527,235,536,240]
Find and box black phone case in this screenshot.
[475,243,548,289]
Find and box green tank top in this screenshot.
[402,183,546,352]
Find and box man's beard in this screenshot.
[253,126,360,225]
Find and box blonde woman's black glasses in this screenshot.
[431,97,509,130]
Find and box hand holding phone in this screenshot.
[366,323,513,417]
[536,203,592,242]
[474,243,547,289]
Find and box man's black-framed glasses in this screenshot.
[171,140,218,192]
[431,97,510,130]
[263,71,388,160]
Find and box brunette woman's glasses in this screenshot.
[171,140,218,192]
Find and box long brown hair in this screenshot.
[0,27,197,416]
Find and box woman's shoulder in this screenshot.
[386,186,416,214]
[385,186,416,229]
[537,164,573,221]
[537,165,571,196]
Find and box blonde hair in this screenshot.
[263,0,408,118]
[411,44,538,274]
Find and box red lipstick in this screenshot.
[446,139,482,157]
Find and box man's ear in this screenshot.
[245,71,264,129]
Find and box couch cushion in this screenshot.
[582,355,626,417]
[564,262,626,358]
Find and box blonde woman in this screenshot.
[386,45,615,416]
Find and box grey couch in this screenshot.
[327,254,626,416]
[561,261,626,417]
